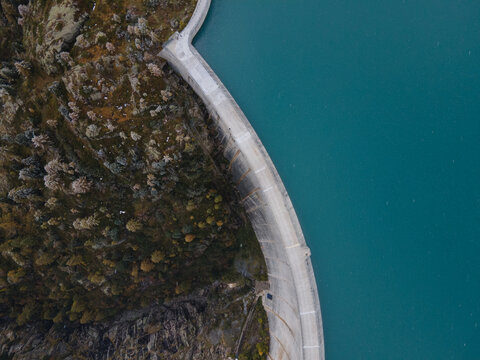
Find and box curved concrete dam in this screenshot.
[159,0,325,359]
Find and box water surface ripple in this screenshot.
[195,1,480,359]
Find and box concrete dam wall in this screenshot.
[159,1,325,358]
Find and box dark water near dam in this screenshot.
[194,1,480,359]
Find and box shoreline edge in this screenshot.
[159,1,325,358]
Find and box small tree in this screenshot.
[151,250,164,263]
[126,219,142,232]
[140,259,154,272]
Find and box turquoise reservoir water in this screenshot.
[194,1,480,359]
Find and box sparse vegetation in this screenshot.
[0,0,269,358]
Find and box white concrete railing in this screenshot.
[159,1,325,359]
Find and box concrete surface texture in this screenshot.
[159,0,325,359]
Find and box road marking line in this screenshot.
[263,186,273,193]
[254,166,266,174]
[236,132,251,144]
[259,239,275,243]
[300,310,316,315]
[285,243,300,249]
[303,345,321,349]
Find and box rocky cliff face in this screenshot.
[0,0,269,359]
[1,282,268,359]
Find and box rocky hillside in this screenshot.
[0,0,269,358]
